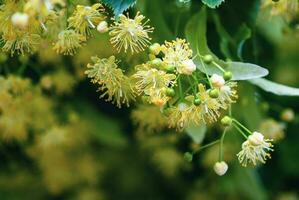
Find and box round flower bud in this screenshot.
[223,71,233,81]
[211,74,225,88]
[149,43,161,55]
[148,53,156,60]
[280,108,295,122]
[213,161,228,176]
[221,116,232,126]
[166,65,176,73]
[184,152,193,162]
[203,54,213,64]
[209,89,219,98]
[180,59,196,75]
[151,58,163,68]
[97,21,109,33]
[248,131,264,146]
[193,98,201,106]
[11,12,29,29]
[166,88,175,97]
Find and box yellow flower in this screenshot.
[0,76,55,141]
[133,64,176,106]
[161,38,193,74]
[259,119,285,141]
[1,32,41,55]
[109,12,154,53]
[131,105,168,133]
[68,3,106,37]
[237,132,273,167]
[167,84,223,130]
[217,81,238,110]
[167,103,194,130]
[53,30,86,55]
[197,84,221,123]
[85,56,135,108]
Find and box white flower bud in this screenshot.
[11,12,29,29]
[213,161,228,176]
[180,59,196,75]
[281,108,295,122]
[211,74,225,88]
[248,131,264,146]
[149,43,161,55]
[97,21,109,33]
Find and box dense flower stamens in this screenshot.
[237,131,273,167]
[109,12,154,53]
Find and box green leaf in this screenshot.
[185,7,269,80]
[102,0,136,16]
[186,123,207,144]
[201,0,225,8]
[249,78,299,96]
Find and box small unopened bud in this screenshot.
[203,54,213,64]
[166,65,176,73]
[193,98,201,106]
[149,43,161,55]
[211,74,225,88]
[223,71,232,81]
[209,89,219,98]
[248,131,264,146]
[213,161,228,176]
[166,88,175,97]
[148,53,156,60]
[181,59,196,75]
[184,152,193,162]
[97,21,108,33]
[221,116,232,126]
[151,58,163,68]
[281,108,295,122]
[11,12,29,29]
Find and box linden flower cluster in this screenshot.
[0,1,154,56]
[85,56,135,108]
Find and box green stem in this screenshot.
[212,61,225,73]
[232,124,248,139]
[193,139,220,154]
[232,119,252,135]
[219,128,227,161]
[177,75,183,99]
[198,55,212,88]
